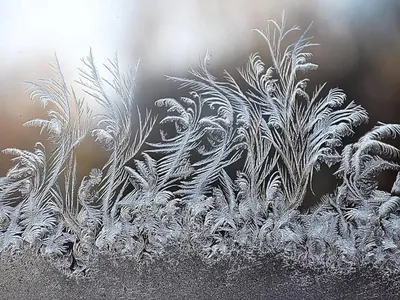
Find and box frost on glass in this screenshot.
[1,13,400,276]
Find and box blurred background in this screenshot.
[0,0,400,207]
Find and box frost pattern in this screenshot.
[1,13,400,275]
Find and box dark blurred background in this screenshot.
[1,0,400,208]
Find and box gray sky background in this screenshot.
[0,0,399,198]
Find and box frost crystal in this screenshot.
[1,13,400,275]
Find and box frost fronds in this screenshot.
[78,50,157,228]
[1,13,400,276]
[245,14,368,211]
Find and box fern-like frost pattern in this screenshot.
[1,13,400,275]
